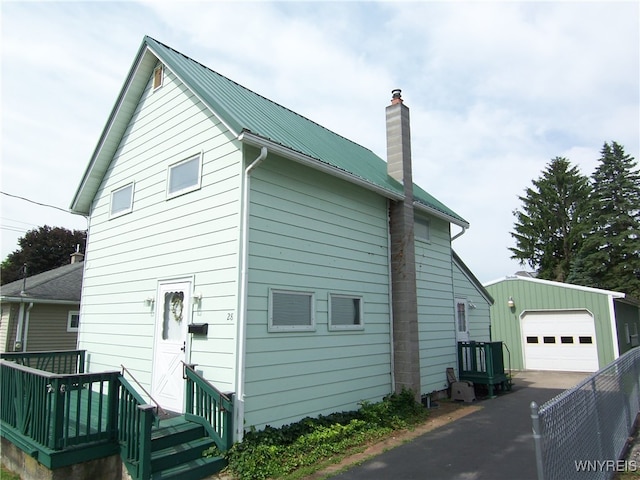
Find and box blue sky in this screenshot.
[1,1,638,283]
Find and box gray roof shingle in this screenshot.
[0,262,83,303]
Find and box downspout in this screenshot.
[14,303,25,351]
[451,225,467,241]
[23,302,34,351]
[386,199,395,391]
[235,146,267,442]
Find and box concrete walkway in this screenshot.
[328,371,589,480]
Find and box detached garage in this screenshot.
[484,275,640,373]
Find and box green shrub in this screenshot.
[211,388,428,480]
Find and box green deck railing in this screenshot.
[457,341,511,397]
[1,349,86,374]
[184,363,234,451]
[0,359,120,468]
[118,376,156,480]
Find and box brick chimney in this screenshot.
[386,89,421,402]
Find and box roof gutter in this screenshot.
[0,297,80,306]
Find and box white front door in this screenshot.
[455,298,470,343]
[151,280,191,412]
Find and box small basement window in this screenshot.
[153,64,164,90]
[329,294,363,331]
[110,183,134,218]
[167,154,202,198]
[269,290,315,332]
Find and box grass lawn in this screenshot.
[1,464,21,480]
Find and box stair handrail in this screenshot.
[182,362,234,451]
[120,364,167,417]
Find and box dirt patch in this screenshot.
[307,400,481,479]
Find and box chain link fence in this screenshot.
[531,347,640,480]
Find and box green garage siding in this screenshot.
[485,277,619,370]
[243,154,392,430]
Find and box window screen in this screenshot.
[110,183,133,217]
[330,295,363,330]
[270,291,314,331]
[168,155,201,197]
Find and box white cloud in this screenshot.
[1,1,637,282]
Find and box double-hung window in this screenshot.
[269,289,315,332]
[329,294,363,331]
[110,183,134,218]
[67,311,80,332]
[167,154,202,198]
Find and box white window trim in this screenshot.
[166,153,203,199]
[153,64,164,90]
[328,294,364,331]
[268,289,315,332]
[110,182,134,218]
[67,311,80,332]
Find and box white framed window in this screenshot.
[329,294,363,331]
[167,153,202,198]
[110,183,134,218]
[153,64,164,90]
[269,289,315,332]
[67,311,80,332]
[415,217,430,242]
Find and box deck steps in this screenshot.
[149,416,226,480]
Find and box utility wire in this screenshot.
[1,191,72,214]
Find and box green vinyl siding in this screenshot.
[452,263,491,342]
[416,218,457,394]
[78,64,241,393]
[243,154,392,430]
[485,278,618,370]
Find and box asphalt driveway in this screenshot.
[328,371,588,480]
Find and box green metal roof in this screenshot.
[72,36,467,226]
[144,37,467,226]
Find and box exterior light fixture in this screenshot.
[144,297,154,307]
[507,297,515,309]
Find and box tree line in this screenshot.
[1,225,87,285]
[510,141,640,299]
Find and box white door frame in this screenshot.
[455,298,470,343]
[151,278,192,412]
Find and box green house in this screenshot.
[68,36,492,441]
[485,274,640,372]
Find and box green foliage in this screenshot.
[1,225,86,285]
[208,389,428,480]
[510,157,592,281]
[568,142,640,298]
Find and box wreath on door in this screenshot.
[170,292,184,323]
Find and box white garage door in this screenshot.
[521,310,599,372]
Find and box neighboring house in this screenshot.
[0,252,84,353]
[485,274,640,373]
[69,36,491,439]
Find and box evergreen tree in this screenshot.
[1,225,86,285]
[510,157,592,281]
[568,142,640,298]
